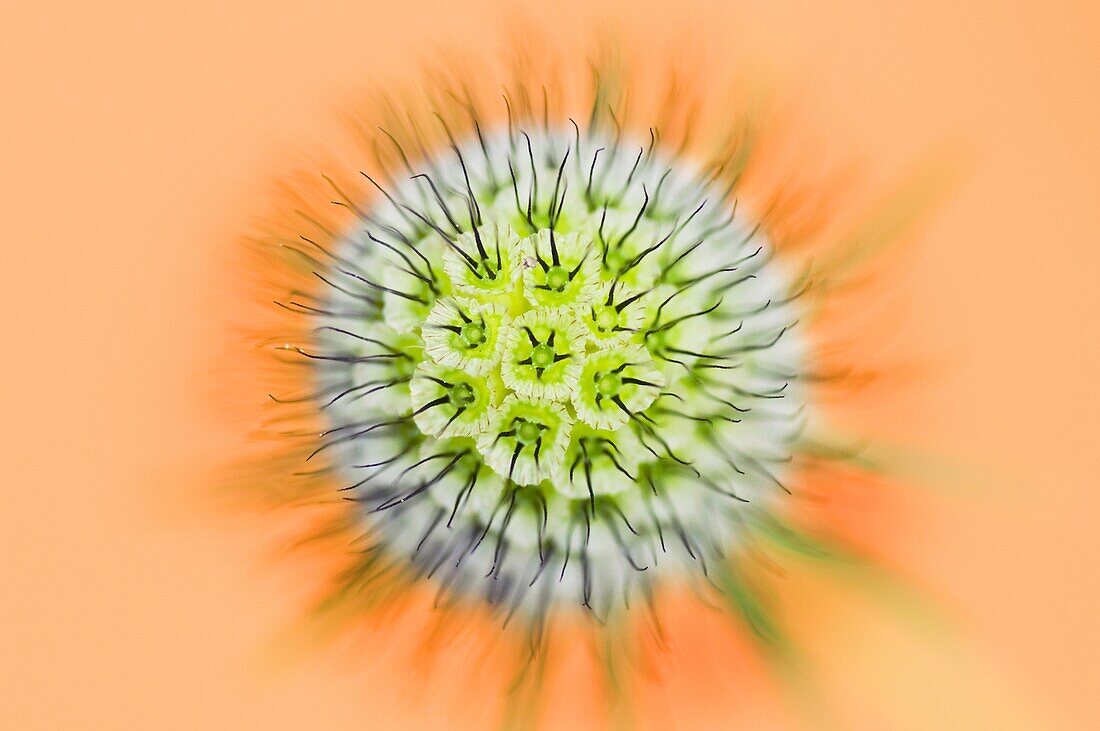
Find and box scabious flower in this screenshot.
[249,43,916,726]
[303,109,809,620]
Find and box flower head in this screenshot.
[310,120,808,619]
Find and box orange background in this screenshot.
[3,1,1098,728]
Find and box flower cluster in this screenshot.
[311,126,805,618]
[414,222,667,491]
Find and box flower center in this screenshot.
[605,249,626,274]
[514,419,543,445]
[545,265,570,291]
[448,382,476,408]
[596,371,622,397]
[594,305,618,332]
[460,321,486,347]
[531,343,556,369]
